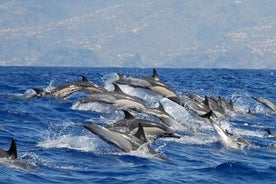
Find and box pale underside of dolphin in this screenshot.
[115,69,177,97]
[78,84,184,130]
[201,111,240,150]
[253,97,276,112]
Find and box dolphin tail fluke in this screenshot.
[133,123,147,142]
[8,138,17,159]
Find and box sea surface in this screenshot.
[0,67,275,184]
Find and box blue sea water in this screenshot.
[0,66,276,184]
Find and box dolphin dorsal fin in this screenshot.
[203,96,210,107]
[8,138,17,159]
[200,110,213,119]
[229,99,234,108]
[264,128,272,135]
[218,96,222,106]
[134,123,147,142]
[156,102,166,113]
[116,73,124,79]
[82,76,89,82]
[167,96,181,104]
[32,88,44,95]
[152,68,160,81]
[113,83,124,94]
[122,110,134,119]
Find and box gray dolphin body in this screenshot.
[0,138,17,159]
[79,83,184,131]
[144,103,187,131]
[78,83,147,111]
[201,111,240,149]
[32,76,105,99]
[253,97,276,112]
[83,123,163,158]
[115,69,177,97]
[209,118,239,149]
[108,110,180,139]
[168,94,234,119]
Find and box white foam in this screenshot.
[0,155,38,171]
[175,134,218,145]
[38,121,98,152]
[232,128,264,138]
[44,80,55,92]
[38,135,97,152]
[103,73,119,91]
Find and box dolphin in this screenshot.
[107,110,180,139]
[0,138,17,159]
[143,102,188,131]
[201,111,240,149]
[168,95,231,119]
[77,84,183,131]
[168,96,211,117]
[115,69,177,97]
[83,123,162,156]
[210,96,235,112]
[31,76,104,99]
[264,128,276,137]
[49,76,106,98]
[78,83,147,111]
[253,97,276,112]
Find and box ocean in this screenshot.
[0,67,275,184]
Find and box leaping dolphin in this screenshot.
[168,94,234,119]
[0,138,17,159]
[77,84,183,131]
[201,111,240,149]
[78,83,147,111]
[253,97,276,112]
[31,76,105,99]
[107,110,180,139]
[83,123,167,160]
[115,69,177,97]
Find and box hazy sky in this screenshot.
[0,0,275,68]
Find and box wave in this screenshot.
[38,121,97,152]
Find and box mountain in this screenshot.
[0,0,275,68]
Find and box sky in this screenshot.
[0,0,275,68]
